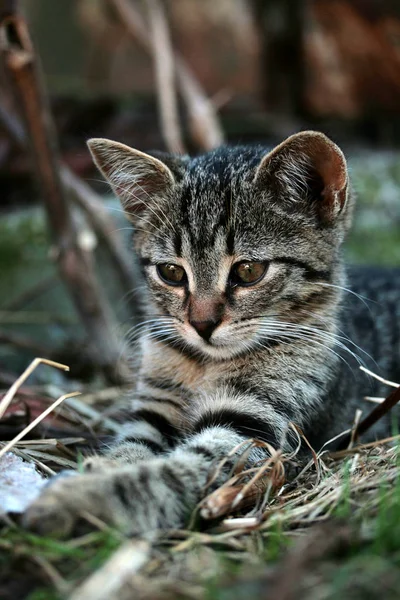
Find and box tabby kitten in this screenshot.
[24,132,400,537]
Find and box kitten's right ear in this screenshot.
[87,138,175,220]
[253,131,348,224]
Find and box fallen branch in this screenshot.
[0,2,129,383]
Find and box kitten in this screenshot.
[23,131,400,537]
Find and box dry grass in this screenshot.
[1,360,400,599]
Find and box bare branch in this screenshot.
[109,0,224,150]
[146,0,185,154]
[0,93,142,319]
[59,164,142,318]
[0,3,129,383]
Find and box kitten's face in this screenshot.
[88,133,351,359]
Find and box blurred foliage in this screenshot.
[347,153,400,265]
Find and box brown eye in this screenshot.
[230,262,267,286]
[157,263,187,286]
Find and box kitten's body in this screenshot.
[24,133,400,537]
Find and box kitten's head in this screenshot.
[88,132,352,359]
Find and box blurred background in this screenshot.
[0,0,400,392]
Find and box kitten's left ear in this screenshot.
[254,131,348,223]
[87,138,175,220]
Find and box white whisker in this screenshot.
[312,282,377,312]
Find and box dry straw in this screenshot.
[0,357,80,460]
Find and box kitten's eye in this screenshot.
[230,262,267,286]
[157,263,187,286]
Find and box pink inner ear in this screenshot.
[307,138,347,194]
[88,139,176,219]
[254,131,349,221]
[116,172,170,216]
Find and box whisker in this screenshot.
[298,308,377,366]
[250,314,367,368]
[312,282,377,312]
[257,323,365,368]
[127,325,177,343]
[253,329,356,375]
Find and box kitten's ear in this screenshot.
[253,131,348,222]
[87,138,175,219]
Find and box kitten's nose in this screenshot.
[190,319,221,342]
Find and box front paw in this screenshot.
[23,457,203,539]
[22,472,119,538]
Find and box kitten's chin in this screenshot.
[188,338,254,360]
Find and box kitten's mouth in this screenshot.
[177,321,257,359]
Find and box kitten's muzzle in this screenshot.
[190,318,222,342]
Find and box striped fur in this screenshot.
[23,132,400,537]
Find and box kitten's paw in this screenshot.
[22,473,116,537]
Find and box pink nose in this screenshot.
[190,318,221,342]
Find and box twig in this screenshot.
[0,4,129,383]
[330,433,400,459]
[68,541,150,600]
[338,380,400,450]
[0,357,69,419]
[32,555,69,596]
[146,0,185,154]
[360,365,399,388]
[109,0,224,150]
[0,390,81,459]
[175,56,224,151]
[349,408,363,449]
[364,396,385,403]
[355,384,400,439]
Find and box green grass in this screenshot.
[0,528,122,599]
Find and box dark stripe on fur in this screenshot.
[114,479,132,509]
[188,445,216,461]
[161,465,184,495]
[139,257,151,268]
[192,409,278,445]
[275,257,330,281]
[136,393,181,409]
[122,437,164,454]
[131,410,180,446]
[143,376,183,393]
[231,381,297,422]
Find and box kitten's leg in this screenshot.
[23,426,244,537]
[24,390,290,537]
[84,384,184,472]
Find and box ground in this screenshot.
[2,408,400,599]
